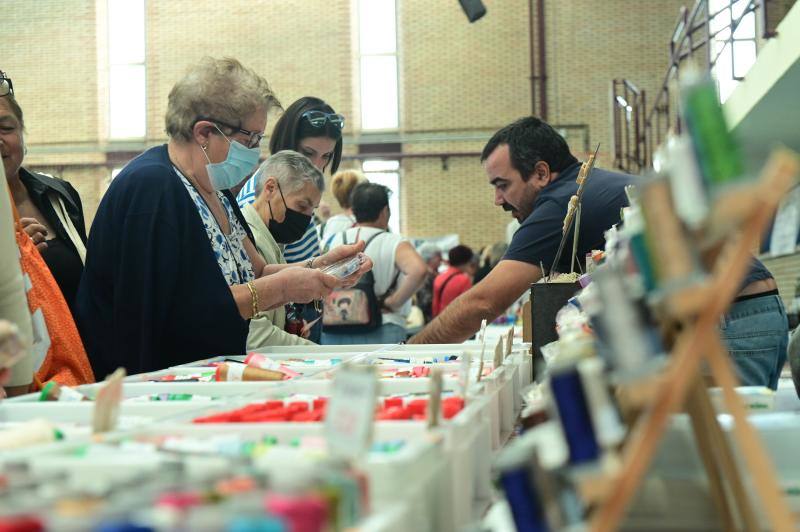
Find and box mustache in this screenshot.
[501,202,516,212]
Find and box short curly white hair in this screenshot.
[165,57,282,142]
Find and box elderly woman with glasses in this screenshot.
[76,58,371,379]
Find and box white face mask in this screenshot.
[201,126,261,191]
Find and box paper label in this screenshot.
[226,362,247,381]
[93,368,125,434]
[494,336,504,372]
[427,368,443,429]
[505,326,514,358]
[325,365,378,459]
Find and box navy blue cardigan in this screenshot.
[76,145,250,379]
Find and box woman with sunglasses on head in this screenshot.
[75,59,370,379]
[238,96,345,343]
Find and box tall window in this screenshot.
[108,0,146,139]
[358,0,399,130]
[709,0,757,103]
[363,159,401,234]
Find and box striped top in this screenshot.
[237,173,321,264]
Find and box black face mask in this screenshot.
[267,183,312,244]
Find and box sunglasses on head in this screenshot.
[0,71,13,97]
[302,110,345,129]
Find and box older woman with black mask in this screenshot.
[76,58,370,378]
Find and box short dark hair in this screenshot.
[351,182,390,223]
[448,245,474,267]
[269,96,343,174]
[481,117,578,179]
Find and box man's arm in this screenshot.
[409,259,542,344]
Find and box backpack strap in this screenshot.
[436,271,461,302]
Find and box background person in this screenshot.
[320,169,367,241]
[1,71,87,316]
[432,245,476,318]
[415,243,443,324]
[322,183,427,344]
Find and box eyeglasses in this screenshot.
[0,71,13,97]
[302,110,345,129]
[196,117,264,149]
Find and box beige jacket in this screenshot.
[242,203,313,348]
[1,163,34,387]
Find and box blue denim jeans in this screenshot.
[321,323,408,345]
[720,294,788,390]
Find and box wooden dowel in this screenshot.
[706,335,795,532]
[685,378,738,532]
[688,376,760,531]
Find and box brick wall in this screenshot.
[6,0,688,254]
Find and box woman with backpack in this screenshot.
[321,183,427,345]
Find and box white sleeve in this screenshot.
[0,165,34,387]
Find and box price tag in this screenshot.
[493,336,504,372]
[476,319,488,383]
[92,368,126,434]
[427,367,443,429]
[505,326,514,358]
[325,365,378,459]
[459,349,471,400]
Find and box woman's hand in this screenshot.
[317,240,366,269]
[339,254,373,288]
[270,267,342,304]
[19,217,48,252]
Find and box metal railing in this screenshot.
[612,0,779,172]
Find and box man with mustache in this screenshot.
[409,117,638,344]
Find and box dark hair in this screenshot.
[351,182,390,223]
[481,117,577,179]
[0,93,25,130]
[448,245,474,267]
[269,96,343,174]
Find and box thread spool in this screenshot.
[39,381,90,402]
[640,178,701,289]
[577,357,625,449]
[549,362,599,465]
[592,267,662,380]
[215,363,283,382]
[264,494,327,532]
[495,444,548,532]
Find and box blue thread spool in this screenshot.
[496,449,549,532]
[550,363,600,465]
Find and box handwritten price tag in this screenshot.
[325,365,378,459]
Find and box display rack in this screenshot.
[588,148,800,531]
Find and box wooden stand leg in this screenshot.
[706,335,795,532]
[687,376,760,531]
[685,379,738,531]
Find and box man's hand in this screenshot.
[19,217,48,252]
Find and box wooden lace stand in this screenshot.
[587,149,800,532]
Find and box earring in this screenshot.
[201,144,208,151]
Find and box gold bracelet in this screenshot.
[246,281,259,318]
